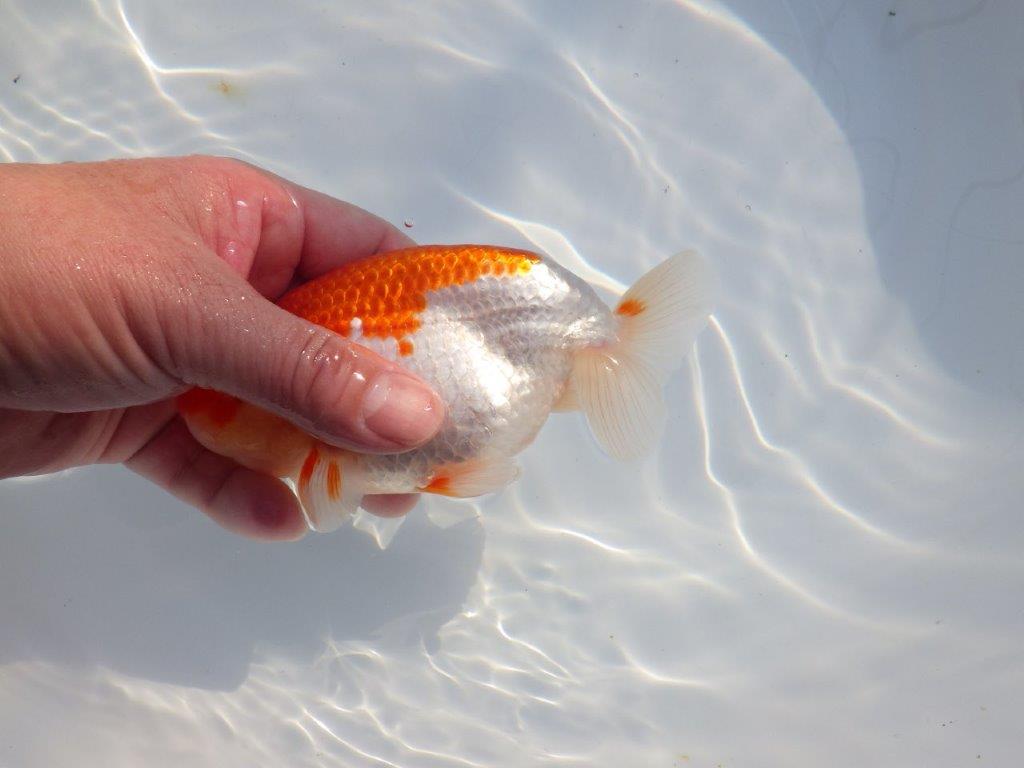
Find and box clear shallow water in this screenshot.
[1,1,1023,765]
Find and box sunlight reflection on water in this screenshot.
[2,0,1023,766]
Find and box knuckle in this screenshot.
[180,155,268,203]
[170,156,252,218]
[178,154,247,182]
[151,271,253,382]
[175,156,286,258]
[283,328,360,420]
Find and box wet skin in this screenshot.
[0,157,446,539]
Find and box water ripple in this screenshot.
[3,1,1023,766]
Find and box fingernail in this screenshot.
[362,372,444,447]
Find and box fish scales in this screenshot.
[179,244,714,532]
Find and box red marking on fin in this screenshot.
[398,339,414,356]
[615,298,646,317]
[423,474,451,495]
[418,456,519,498]
[298,447,319,490]
[326,461,341,500]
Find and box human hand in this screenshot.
[0,157,444,539]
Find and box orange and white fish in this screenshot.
[178,245,714,532]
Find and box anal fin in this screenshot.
[293,444,365,532]
[420,455,520,498]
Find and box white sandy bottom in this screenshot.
[1,1,1023,765]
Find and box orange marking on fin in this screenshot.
[398,339,414,356]
[615,298,646,317]
[421,474,452,495]
[277,245,541,354]
[326,461,341,500]
[298,447,319,489]
[176,388,242,428]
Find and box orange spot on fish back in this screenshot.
[277,245,541,352]
[176,388,242,428]
[398,339,414,356]
[326,461,341,500]
[299,447,319,490]
[616,298,646,317]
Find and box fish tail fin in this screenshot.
[573,250,715,459]
[290,444,366,532]
[614,249,716,369]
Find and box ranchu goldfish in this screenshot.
[178,245,714,532]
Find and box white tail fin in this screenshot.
[574,250,715,459]
[614,249,716,368]
[290,444,366,532]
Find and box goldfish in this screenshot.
[178,244,714,532]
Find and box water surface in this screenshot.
[1,1,1022,765]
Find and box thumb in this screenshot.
[163,279,444,453]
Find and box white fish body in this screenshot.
[179,245,715,532]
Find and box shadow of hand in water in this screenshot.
[0,465,484,691]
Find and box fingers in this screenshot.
[362,493,420,518]
[239,176,438,452]
[126,418,308,541]
[161,269,444,453]
[173,157,415,299]
[117,159,443,455]
[174,161,442,453]
[126,417,418,540]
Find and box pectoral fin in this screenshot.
[420,455,520,498]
